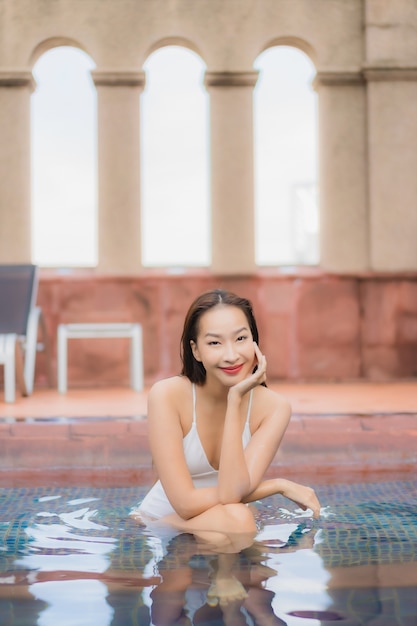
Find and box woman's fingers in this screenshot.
[228,344,267,398]
[253,342,267,377]
[282,481,321,519]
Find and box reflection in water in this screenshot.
[2,495,321,625]
[11,504,117,625]
[31,579,113,626]
[146,532,288,625]
[0,482,416,625]
[133,520,323,626]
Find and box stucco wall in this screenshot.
[35,270,417,387]
[2,0,363,69]
[0,0,416,272]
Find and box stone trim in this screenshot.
[0,70,36,90]
[314,65,417,89]
[204,71,259,88]
[363,65,417,82]
[91,69,146,88]
[313,68,364,89]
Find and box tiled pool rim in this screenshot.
[0,411,416,487]
[1,382,416,486]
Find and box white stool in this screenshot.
[57,323,144,393]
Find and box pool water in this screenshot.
[0,479,416,625]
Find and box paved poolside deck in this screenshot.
[0,381,416,485]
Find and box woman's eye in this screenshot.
[237,335,248,342]
[208,340,220,346]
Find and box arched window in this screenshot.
[141,46,210,267]
[31,46,97,267]
[254,46,318,266]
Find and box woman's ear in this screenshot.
[190,340,202,362]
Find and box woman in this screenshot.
[135,289,320,544]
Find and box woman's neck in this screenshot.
[199,377,229,403]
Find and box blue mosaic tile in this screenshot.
[0,480,415,625]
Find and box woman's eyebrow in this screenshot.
[204,326,248,338]
[234,326,249,334]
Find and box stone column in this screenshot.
[92,70,145,274]
[0,70,35,263]
[364,0,417,271]
[365,66,417,270]
[204,71,258,274]
[313,70,369,272]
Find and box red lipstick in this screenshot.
[220,364,244,375]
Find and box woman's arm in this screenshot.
[216,344,266,502]
[217,389,292,503]
[147,379,221,520]
[217,344,292,503]
[242,478,321,519]
[148,376,320,521]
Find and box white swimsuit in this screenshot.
[137,384,253,519]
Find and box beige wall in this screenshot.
[365,0,417,271]
[0,0,416,272]
[0,71,33,263]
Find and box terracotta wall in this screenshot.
[35,270,417,388]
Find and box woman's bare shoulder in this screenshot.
[255,385,291,416]
[148,375,191,402]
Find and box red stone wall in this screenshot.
[34,269,417,388]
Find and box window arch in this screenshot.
[31,46,97,267]
[141,45,210,267]
[254,46,318,266]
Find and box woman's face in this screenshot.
[190,304,256,385]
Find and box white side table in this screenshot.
[57,323,144,393]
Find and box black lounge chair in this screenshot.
[0,264,51,402]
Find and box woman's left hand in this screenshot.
[279,479,321,519]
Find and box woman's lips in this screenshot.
[220,364,244,375]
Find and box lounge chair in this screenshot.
[0,264,51,402]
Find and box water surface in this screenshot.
[0,479,416,625]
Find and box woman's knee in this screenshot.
[222,503,257,532]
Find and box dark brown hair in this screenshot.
[180,289,261,384]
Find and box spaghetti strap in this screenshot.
[192,383,197,424]
[246,389,253,424]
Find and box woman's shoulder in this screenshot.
[148,375,192,401]
[254,385,291,417]
[147,377,193,428]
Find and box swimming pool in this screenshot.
[0,479,416,625]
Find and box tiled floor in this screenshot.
[1,380,417,418]
[0,381,416,484]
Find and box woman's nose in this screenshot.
[224,342,238,361]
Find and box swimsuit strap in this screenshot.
[192,383,197,424]
[246,389,253,425]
